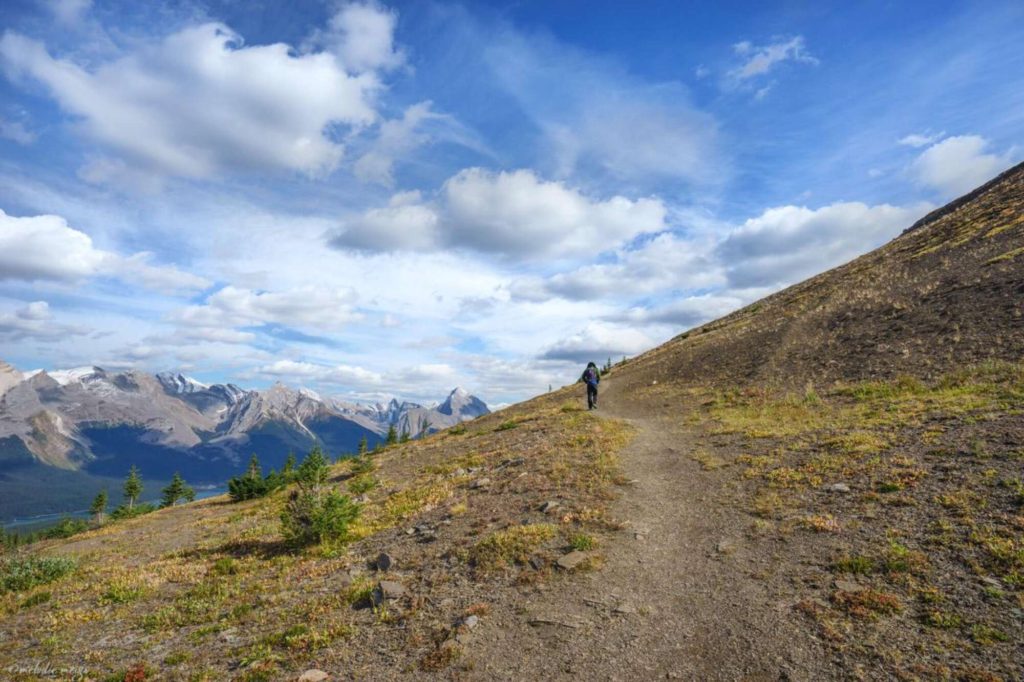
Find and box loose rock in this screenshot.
[539,500,560,513]
[375,553,395,571]
[372,580,407,606]
[556,551,591,570]
[826,483,851,493]
[298,671,329,682]
[470,477,491,489]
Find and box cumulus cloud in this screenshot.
[540,322,655,363]
[0,21,388,178]
[332,168,667,258]
[717,201,928,288]
[0,209,209,293]
[0,209,108,281]
[512,232,724,302]
[336,191,439,250]
[728,36,818,82]
[173,285,361,331]
[307,1,405,74]
[0,301,89,341]
[910,135,1016,197]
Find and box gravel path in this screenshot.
[466,380,839,681]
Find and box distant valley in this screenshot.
[0,361,489,521]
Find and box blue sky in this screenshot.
[0,0,1021,405]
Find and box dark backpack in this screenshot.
[583,368,598,386]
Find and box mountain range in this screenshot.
[0,362,489,521]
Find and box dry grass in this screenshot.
[0,390,634,679]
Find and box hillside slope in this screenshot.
[618,160,1024,393]
[1,166,1021,681]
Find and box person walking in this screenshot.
[581,361,600,410]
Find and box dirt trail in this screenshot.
[467,381,839,681]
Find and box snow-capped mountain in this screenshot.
[0,359,489,520]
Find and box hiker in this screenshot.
[581,361,600,410]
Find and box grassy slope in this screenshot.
[0,393,630,680]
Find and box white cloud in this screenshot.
[0,209,209,293]
[513,232,724,302]
[336,191,439,251]
[727,36,817,83]
[173,285,361,331]
[911,135,1016,197]
[540,322,656,363]
[0,301,89,341]
[333,168,667,259]
[116,253,211,295]
[442,168,666,257]
[0,22,387,178]
[256,359,383,386]
[898,132,944,148]
[717,201,929,288]
[308,1,405,74]
[0,209,108,281]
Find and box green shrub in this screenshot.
[228,454,288,502]
[280,445,361,547]
[569,533,597,551]
[281,489,361,547]
[1,555,78,593]
[347,474,378,495]
[42,516,89,539]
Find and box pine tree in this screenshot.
[161,472,194,507]
[385,424,398,445]
[399,426,411,443]
[298,445,330,494]
[123,465,143,511]
[245,453,262,480]
[90,489,108,522]
[357,436,368,455]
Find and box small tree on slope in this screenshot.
[123,465,143,512]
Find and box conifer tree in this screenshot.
[246,453,262,480]
[357,436,368,455]
[161,472,194,507]
[123,465,143,511]
[90,489,108,522]
[282,451,297,479]
[399,426,411,443]
[385,424,398,445]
